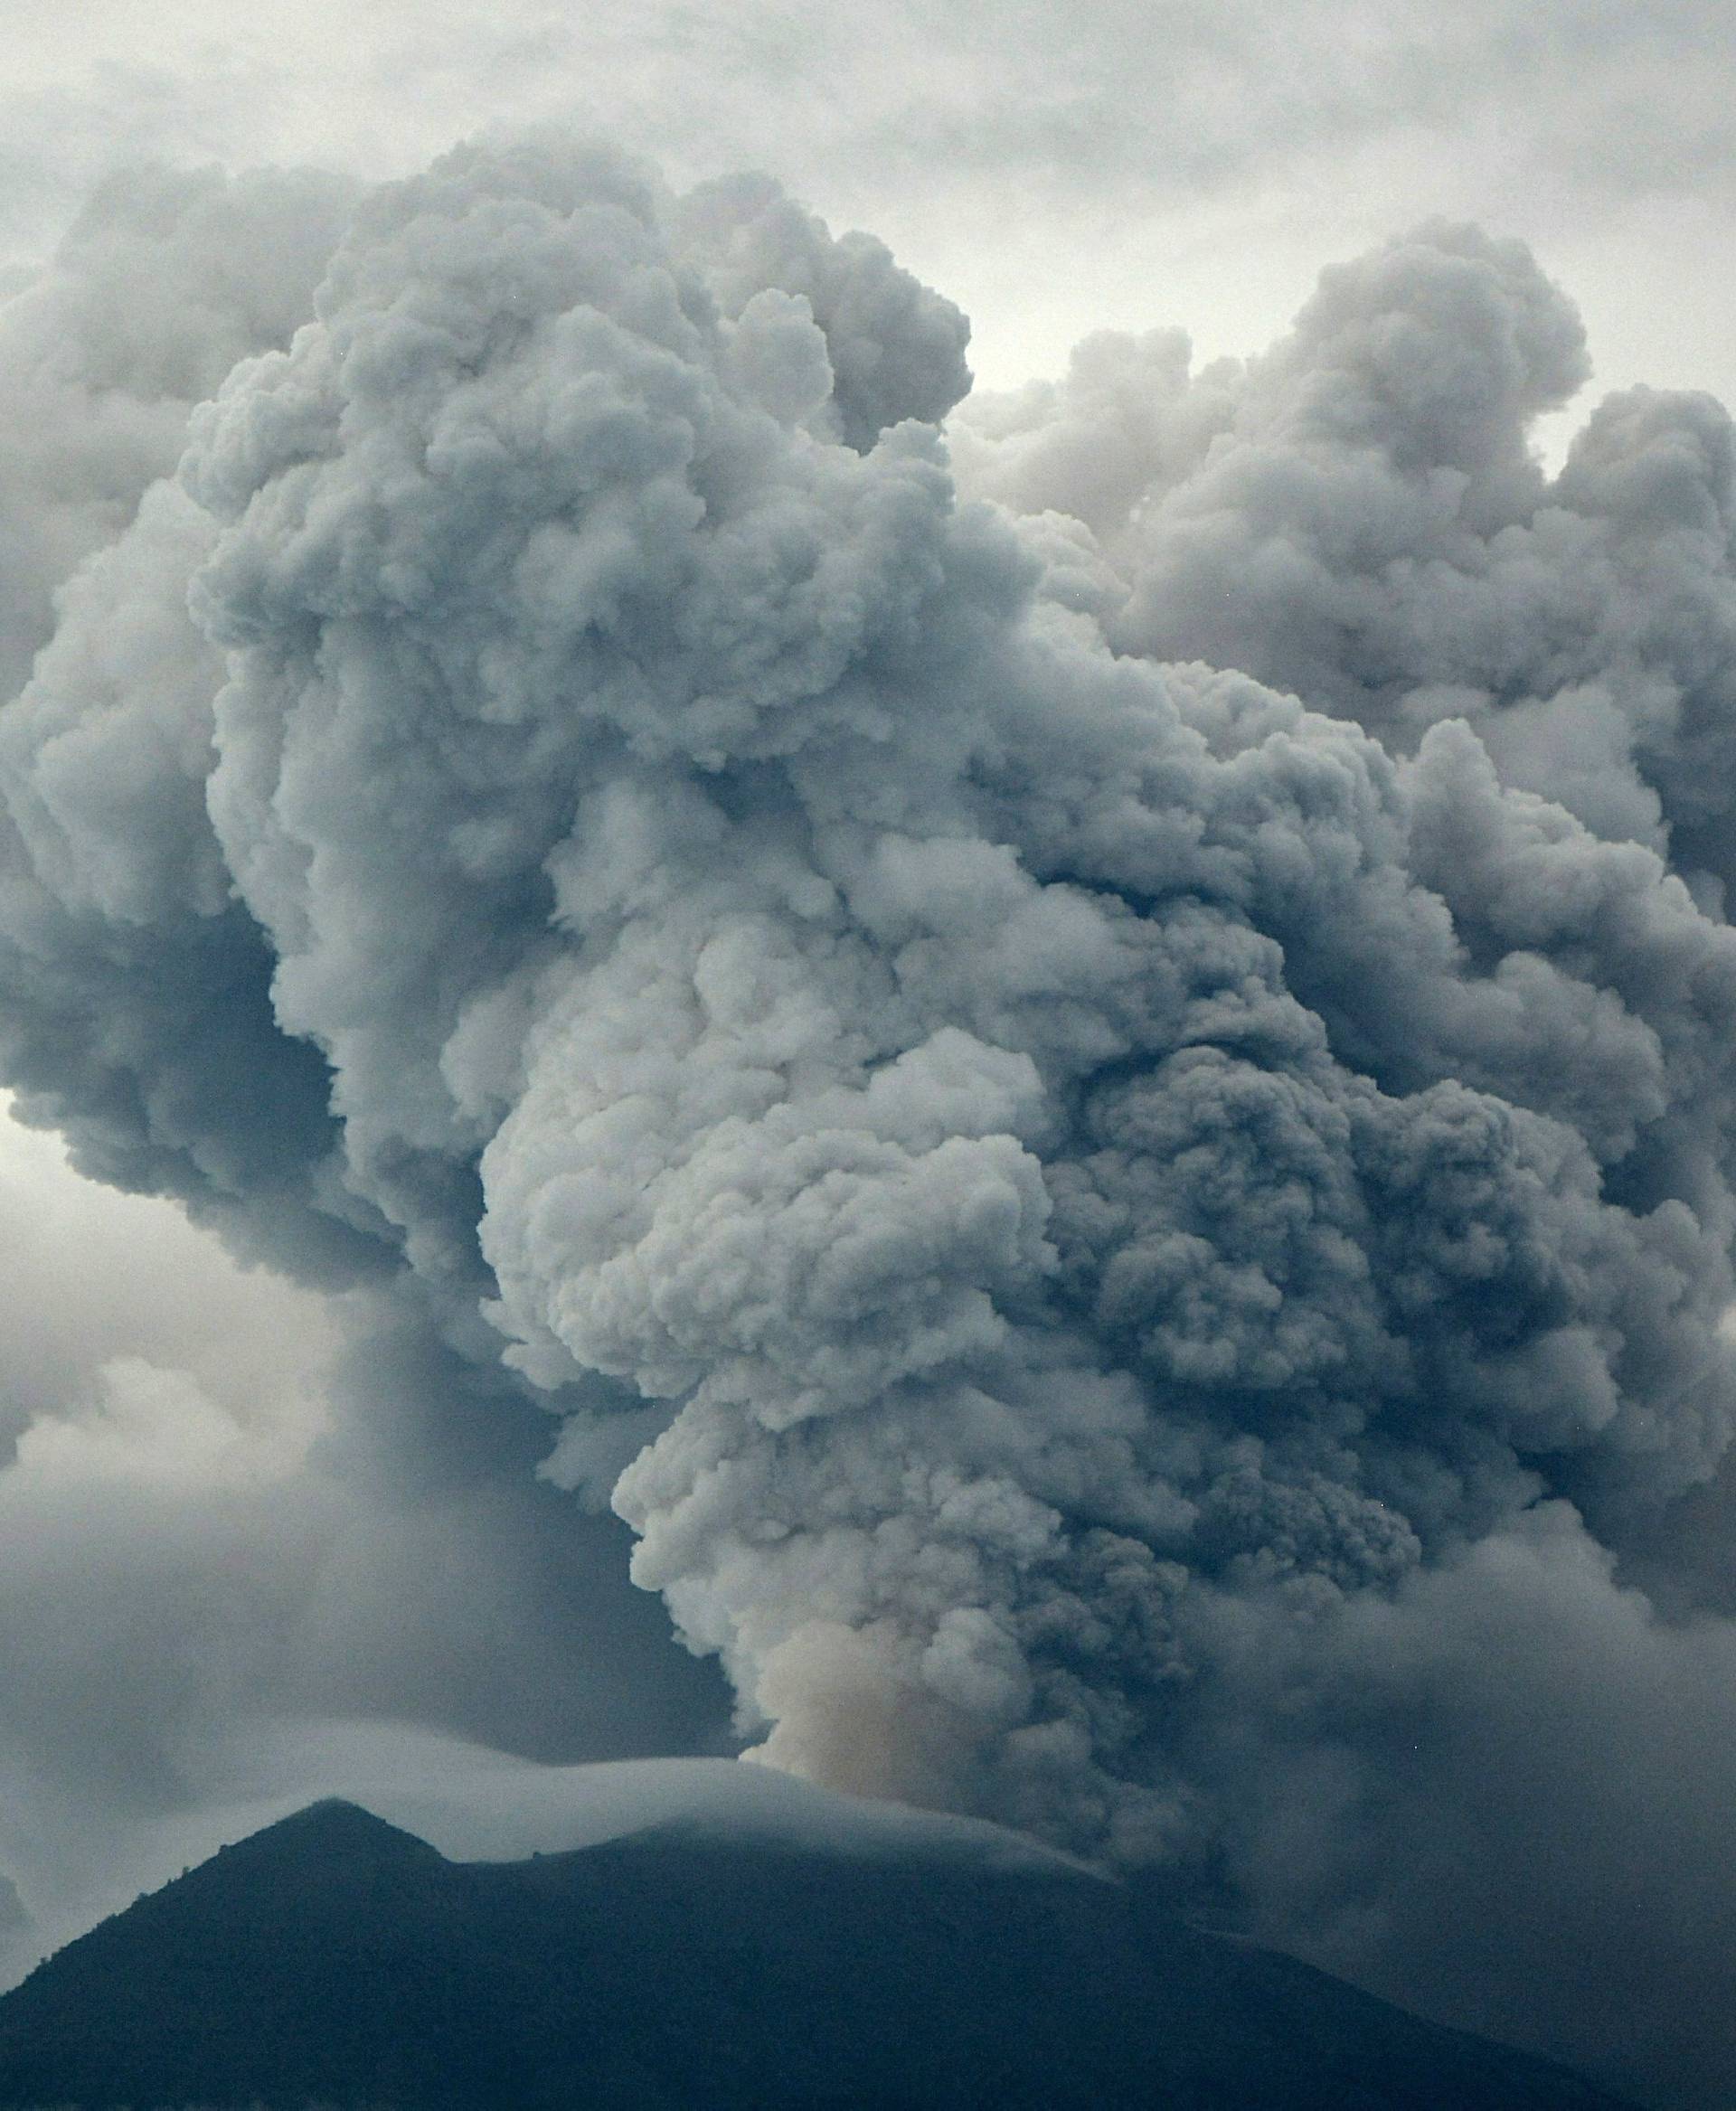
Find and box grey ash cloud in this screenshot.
[1,128,1734,2107]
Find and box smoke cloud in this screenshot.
[3,131,1735,2106]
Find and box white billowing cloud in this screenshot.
[6,1357,310,1492]
[955,221,1736,909]
[3,125,1736,2106]
[0,1099,332,1438]
[0,161,354,703]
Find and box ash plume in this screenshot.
[3,129,1736,2105]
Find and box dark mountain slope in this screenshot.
[0,1798,1637,2110]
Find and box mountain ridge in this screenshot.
[0,1798,1639,2111]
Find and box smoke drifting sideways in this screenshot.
[2,132,1736,2105]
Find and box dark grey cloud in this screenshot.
[2,129,1735,2109]
[1192,1504,1736,2111]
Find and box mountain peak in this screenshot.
[238,1795,442,1853]
[177,1795,446,1890]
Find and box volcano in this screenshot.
[0,1795,1635,2109]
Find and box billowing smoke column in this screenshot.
[5,134,1736,1883]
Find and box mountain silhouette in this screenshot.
[0,1796,1636,2109]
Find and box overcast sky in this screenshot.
[3,0,1733,415]
[2,9,1735,2109]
